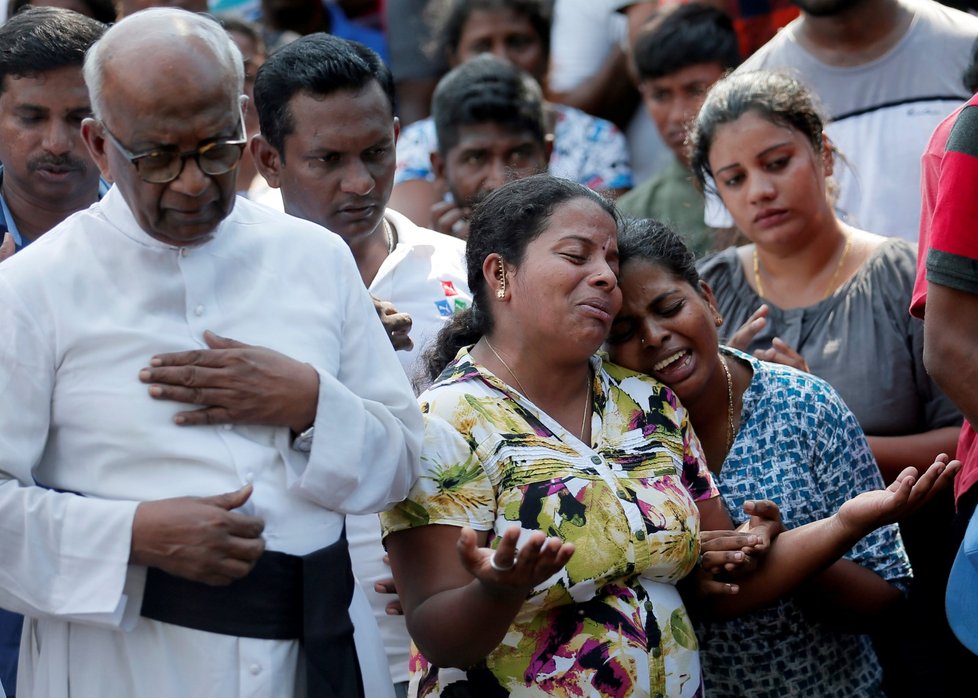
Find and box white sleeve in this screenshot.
[279,252,423,515]
[704,178,735,228]
[0,277,140,627]
[548,0,626,93]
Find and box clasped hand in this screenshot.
[697,499,784,595]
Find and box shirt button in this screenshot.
[223,424,233,431]
[590,455,601,464]
[179,248,188,257]
[194,305,204,316]
[249,663,261,675]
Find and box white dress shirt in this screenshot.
[0,186,422,698]
[350,210,471,685]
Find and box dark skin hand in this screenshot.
[429,199,470,241]
[380,501,783,614]
[138,330,320,433]
[700,499,785,578]
[0,232,14,262]
[726,304,811,372]
[373,296,414,352]
[130,484,266,586]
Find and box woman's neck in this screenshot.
[749,218,856,309]
[685,351,750,474]
[473,335,594,437]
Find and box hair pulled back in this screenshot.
[618,218,702,292]
[422,175,618,382]
[688,70,827,193]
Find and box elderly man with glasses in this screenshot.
[0,8,422,698]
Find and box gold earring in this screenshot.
[496,263,506,299]
[715,313,724,327]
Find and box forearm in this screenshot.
[406,579,526,668]
[797,559,904,632]
[866,427,960,483]
[924,283,978,427]
[287,280,423,513]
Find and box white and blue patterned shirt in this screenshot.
[394,104,633,192]
[697,347,912,698]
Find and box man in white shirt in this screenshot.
[250,32,471,385]
[0,9,422,698]
[249,34,470,697]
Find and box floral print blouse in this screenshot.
[381,351,717,697]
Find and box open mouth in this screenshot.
[653,349,690,372]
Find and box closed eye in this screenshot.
[607,320,635,344]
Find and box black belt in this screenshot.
[141,530,364,698]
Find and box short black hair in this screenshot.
[218,14,267,58]
[618,217,701,292]
[633,3,740,82]
[0,6,107,96]
[432,54,547,156]
[429,0,552,65]
[253,32,395,156]
[7,0,115,24]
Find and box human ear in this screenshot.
[80,118,113,183]
[820,135,835,178]
[700,280,722,325]
[250,135,282,189]
[430,150,447,183]
[482,253,509,301]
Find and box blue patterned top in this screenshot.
[697,347,912,698]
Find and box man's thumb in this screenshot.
[205,483,253,510]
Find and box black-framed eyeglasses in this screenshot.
[100,117,247,184]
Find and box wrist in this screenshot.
[826,512,865,550]
[287,363,320,433]
[473,576,531,604]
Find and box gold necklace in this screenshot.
[753,235,853,301]
[483,338,591,441]
[719,354,735,455]
[821,236,852,299]
[752,247,766,299]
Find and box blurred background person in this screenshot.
[389,0,633,226]
[617,3,741,257]
[427,55,550,238]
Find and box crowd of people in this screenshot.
[1,1,978,697]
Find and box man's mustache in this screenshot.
[28,154,88,173]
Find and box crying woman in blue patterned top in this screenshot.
[607,217,956,698]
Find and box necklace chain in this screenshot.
[753,235,852,301]
[483,338,591,442]
[719,354,735,455]
[382,218,396,255]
